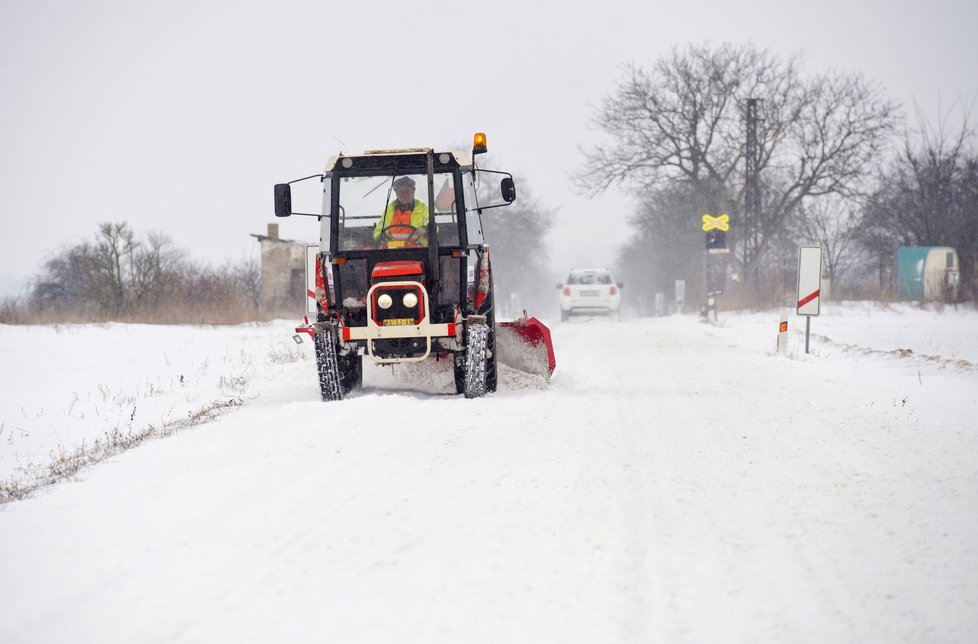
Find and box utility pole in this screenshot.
[744,98,762,285]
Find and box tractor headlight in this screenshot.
[402,292,418,308]
[378,293,393,309]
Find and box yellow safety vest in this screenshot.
[373,200,430,246]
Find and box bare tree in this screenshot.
[860,103,978,299]
[958,157,978,300]
[30,222,255,321]
[94,222,137,314]
[477,171,554,316]
[795,195,865,295]
[130,231,185,309]
[614,182,712,311]
[578,43,898,289]
[32,223,139,315]
[233,256,262,312]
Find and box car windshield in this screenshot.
[335,173,459,250]
[568,271,612,285]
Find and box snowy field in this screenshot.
[1,301,977,643]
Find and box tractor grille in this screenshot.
[370,284,425,326]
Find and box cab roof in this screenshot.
[324,148,473,173]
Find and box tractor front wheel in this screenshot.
[314,328,344,401]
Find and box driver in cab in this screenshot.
[373,176,429,248]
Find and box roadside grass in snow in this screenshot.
[811,333,978,372]
[0,320,312,505]
[0,398,243,504]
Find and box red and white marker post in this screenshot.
[777,309,789,355]
[796,246,823,354]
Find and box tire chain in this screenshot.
[315,329,343,401]
[463,322,488,398]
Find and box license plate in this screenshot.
[383,318,414,326]
[581,290,599,296]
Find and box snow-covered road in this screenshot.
[1,306,977,643]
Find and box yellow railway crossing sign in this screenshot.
[701,213,730,232]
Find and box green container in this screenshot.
[895,247,929,300]
[896,246,959,301]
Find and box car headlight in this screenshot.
[378,293,393,309]
[402,292,418,308]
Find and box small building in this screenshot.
[895,246,959,302]
[251,223,312,314]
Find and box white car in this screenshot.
[558,268,622,321]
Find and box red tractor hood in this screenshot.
[372,260,425,280]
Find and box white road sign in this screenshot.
[796,246,823,316]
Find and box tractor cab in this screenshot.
[317,147,513,328]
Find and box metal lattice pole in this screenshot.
[745,98,761,282]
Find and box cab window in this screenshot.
[433,175,459,246]
[462,171,484,245]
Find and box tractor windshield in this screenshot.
[332,172,461,251]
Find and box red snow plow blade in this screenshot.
[497,315,556,382]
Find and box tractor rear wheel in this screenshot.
[463,321,489,399]
[338,352,362,395]
[314,328,343,401]
[486,308,498,393]
[453,352,465,395]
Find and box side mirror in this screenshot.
[274,183,292,218]
[500,177,516,203]
[555,283,563,289]
[617,282,624,289]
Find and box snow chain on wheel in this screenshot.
[314,327,343,401]
[453,352,466,395]
[485,307,498,394]
[463,318,489,399]
[338,352,362,395]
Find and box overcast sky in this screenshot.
[2,0,976,297]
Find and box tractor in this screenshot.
[274,133,555,401]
